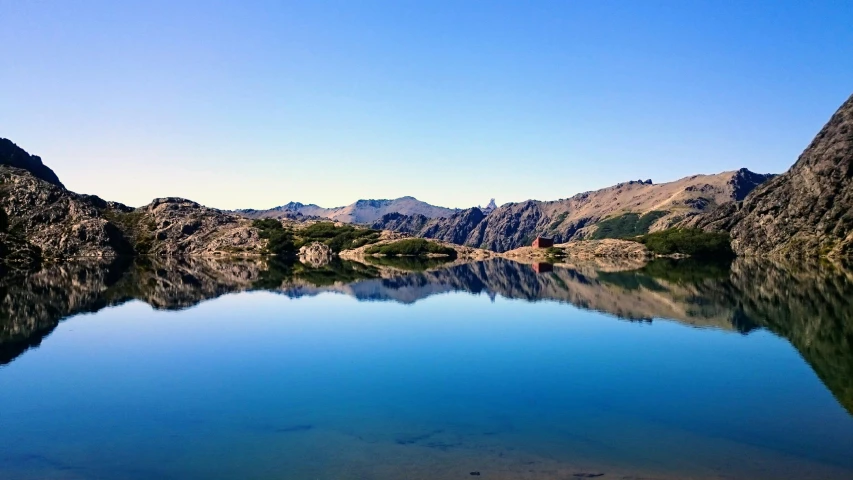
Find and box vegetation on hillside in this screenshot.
[102,209,156,254]
[589,211,668,240]
[636,228,733,258]
[364,238,457,257]
[252,219,296,255]
[296,222,380,252]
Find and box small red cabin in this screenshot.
[532,237,554,248]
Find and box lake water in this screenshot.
[1,256,852,480]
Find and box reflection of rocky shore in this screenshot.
[2,256,852,414]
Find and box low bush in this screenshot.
[637,228,733,258]
[252,219,296,255]
[364,238,457,258]
[589,211,668,240]
[297,222,380,252]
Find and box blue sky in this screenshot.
[2,0,851,209]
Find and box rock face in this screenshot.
[689,94,853,258]
[298,242,334,267]
[0,165,134,257]
[0,142,267,260]
[0,138,64,187]
[371,170,773,252]
[237,196,459,224]
[480,198,498,215]
[141,198,264,256]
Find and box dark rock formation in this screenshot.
[0,138,64,187]
[0,165,135,257]
[690,94,853,258]
[0,141,267,260]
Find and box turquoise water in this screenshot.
[1,257,852,479]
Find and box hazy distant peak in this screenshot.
[236,196,457,223]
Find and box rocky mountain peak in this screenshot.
[729,168,777,201]
[0,138,64,188]
[694,93,853,257]
[481,198,498,215]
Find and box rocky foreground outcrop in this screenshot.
[687,94,853,258]
[0,141,267,260]
[371,169,773,252]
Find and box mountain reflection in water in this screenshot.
[1,255,852,415]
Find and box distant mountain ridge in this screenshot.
[370,169,775,252]
[235,196,460,223]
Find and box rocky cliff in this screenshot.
[237,196,459,223]
[687,94,853,258]
[371,169,773,252]
[0,142,267,260]
[0,138,64,187]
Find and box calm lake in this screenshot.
[1,256,852,480]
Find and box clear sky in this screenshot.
[2,1,852,209]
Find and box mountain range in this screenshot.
[368,168,774,252]
[1,93,852,260]
[235,196,460,223]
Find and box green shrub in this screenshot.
[296,222,380,252]
[637,228,733,258]
[252,218,285,231]
[589,211,668,240]
[102,209,156,254]
[364,238,457,258]
[545,246,565,258]
[253,219,296,255]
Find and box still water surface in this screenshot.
[1,257,852,479]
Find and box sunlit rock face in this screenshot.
[690,94,853,258]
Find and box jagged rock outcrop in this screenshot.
[689,94,853,258]
[0,138,64,187]
[299,242,334,267]
[480,198,498,215]
[0,142,268,259]
[0,165,135,257]
[371,169,773,252]
[141,197,264,256]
